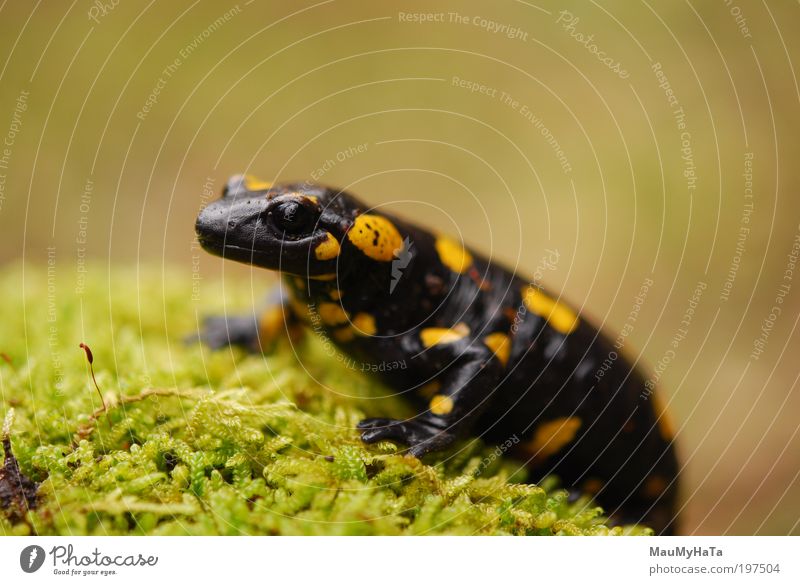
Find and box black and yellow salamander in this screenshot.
[194,174,680,534]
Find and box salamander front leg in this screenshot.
[357,418,455,458]
[358,344,502,458]
[190,288,302,352]
[195,313,262,351]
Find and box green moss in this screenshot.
[0,264,650,535]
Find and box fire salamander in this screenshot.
[194,175,680,534]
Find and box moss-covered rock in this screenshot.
[0,265,649,535]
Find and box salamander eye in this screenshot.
[269,199,316,234]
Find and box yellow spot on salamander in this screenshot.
[289,298,312,322]
[484,332,511,366]
[429,394,454,416]
[328,289,342,301]
[318,302,349,325]
[527,417,582,459]
[435,235,473,273]
[352,313,377,336]
[332,327,355,343]
[522,288,579,334]
[309,273,337,281]
[420,323,470,347]
[258,306,284,342]
[346,214,403,261]
[652,390,676,441]
[244,175,272,191]
[314,232,341,261]
[418,380,442,398]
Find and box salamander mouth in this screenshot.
[196,232,276,266]
[196,229,332,275]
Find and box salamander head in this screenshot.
[195,175,364,277]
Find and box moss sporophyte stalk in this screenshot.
[0,266,651,535]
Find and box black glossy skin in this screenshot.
[195,175,680,534]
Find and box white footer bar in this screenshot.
[1,536,797,584]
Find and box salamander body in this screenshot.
[194,174,680,534]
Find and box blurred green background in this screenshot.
[1,0,798,534]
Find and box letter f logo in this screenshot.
[20,545,45,573]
